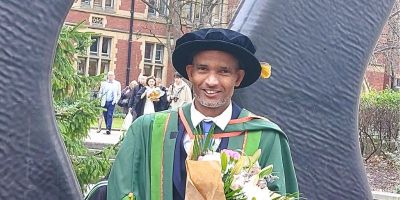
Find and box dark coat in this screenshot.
[119,86,134,114]
[128,84,144,115]
[134,87,146,117]
[154,86,169,111]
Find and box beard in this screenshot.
[194,93,228,108]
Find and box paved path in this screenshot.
[84,128,124,149]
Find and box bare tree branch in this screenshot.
[141,24,166,46]
[141,0,170,21]
[374,46,400,54]
[389,9,400,19]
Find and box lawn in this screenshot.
[91,117,124,130]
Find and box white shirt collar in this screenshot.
[190,101,232,131]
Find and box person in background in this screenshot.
[95,75,107,133]
[135,76,165,116]
[167,72,192,109]
[155,77,169,111]
[128,75,146,119]
[118,80,137,115]
[97,71,121,135]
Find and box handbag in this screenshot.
[121,112,133,130]
[117,98,129,107]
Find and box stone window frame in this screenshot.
[180,0,224,25]
[77,35,113,76]
[79,0,115,12]
[143,42,165,79]
[147,0,169,18]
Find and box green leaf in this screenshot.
[231,157,244,175]
[203,123,215,151]
[259,164,273,179]
[221,152,228,172]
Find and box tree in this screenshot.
[52,23,116,192]
[367,0,400,89]
[138,0,240,75]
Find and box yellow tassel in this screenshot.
[260,62,271,79]
[128,192,134,200]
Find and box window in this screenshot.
[77,36,112,76]
[144,64,153,76]
[81,0,91,6]
[105,0,113,8]
[80,0,114,10]
[90,37,99,56]
[148,0,157,15]
[88,58,98,76]
[154,65,163,78]
[93,0,102,7]
[155,44,163,64]
[182,3,193,21]
[194,0,202,21]
[144,43,153,62]
[212,0,223,24]
[148,0,168,17]
[181,0,224,24]
[143,43,165,79]
[102,37,111,58]
[100,60,110,74]
[77,58,87,75]
[158,0,168,16]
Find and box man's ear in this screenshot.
[235,69,245,87]
[186,64,194,81]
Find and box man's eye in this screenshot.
[220,69,230,74]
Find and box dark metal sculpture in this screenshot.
[0,0,394,199]
[231,0,395,199]
[0,1,81,199]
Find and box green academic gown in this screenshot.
[107,103,298,200]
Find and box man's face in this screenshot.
[186,50,244,115]
[139,76,146,85]
[107,73,115,81]
[156,78,162,86]
[174,77,182,85]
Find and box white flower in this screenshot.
[198,152,221,164]
[231,173,246,190]
[242,182,272,200]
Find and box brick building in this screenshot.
[365,15,400,91]
[65,0,239,87]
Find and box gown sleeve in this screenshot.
[107,115,154,200]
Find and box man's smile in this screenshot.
[202,89,221,97]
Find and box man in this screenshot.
[154,77,169,111]
[98,71,121,135]
[128,74,146,118]
[167,72,192,109]
[107,28,298,199]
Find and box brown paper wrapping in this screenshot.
[184,160,226,200]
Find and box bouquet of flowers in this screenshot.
[185,124,297,200]
[147,88,165,102]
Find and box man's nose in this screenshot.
[205,73,218,86]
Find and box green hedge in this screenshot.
[359,90,400,161]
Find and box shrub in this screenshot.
[359,90,400,161]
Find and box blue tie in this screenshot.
[202,120,213,137]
